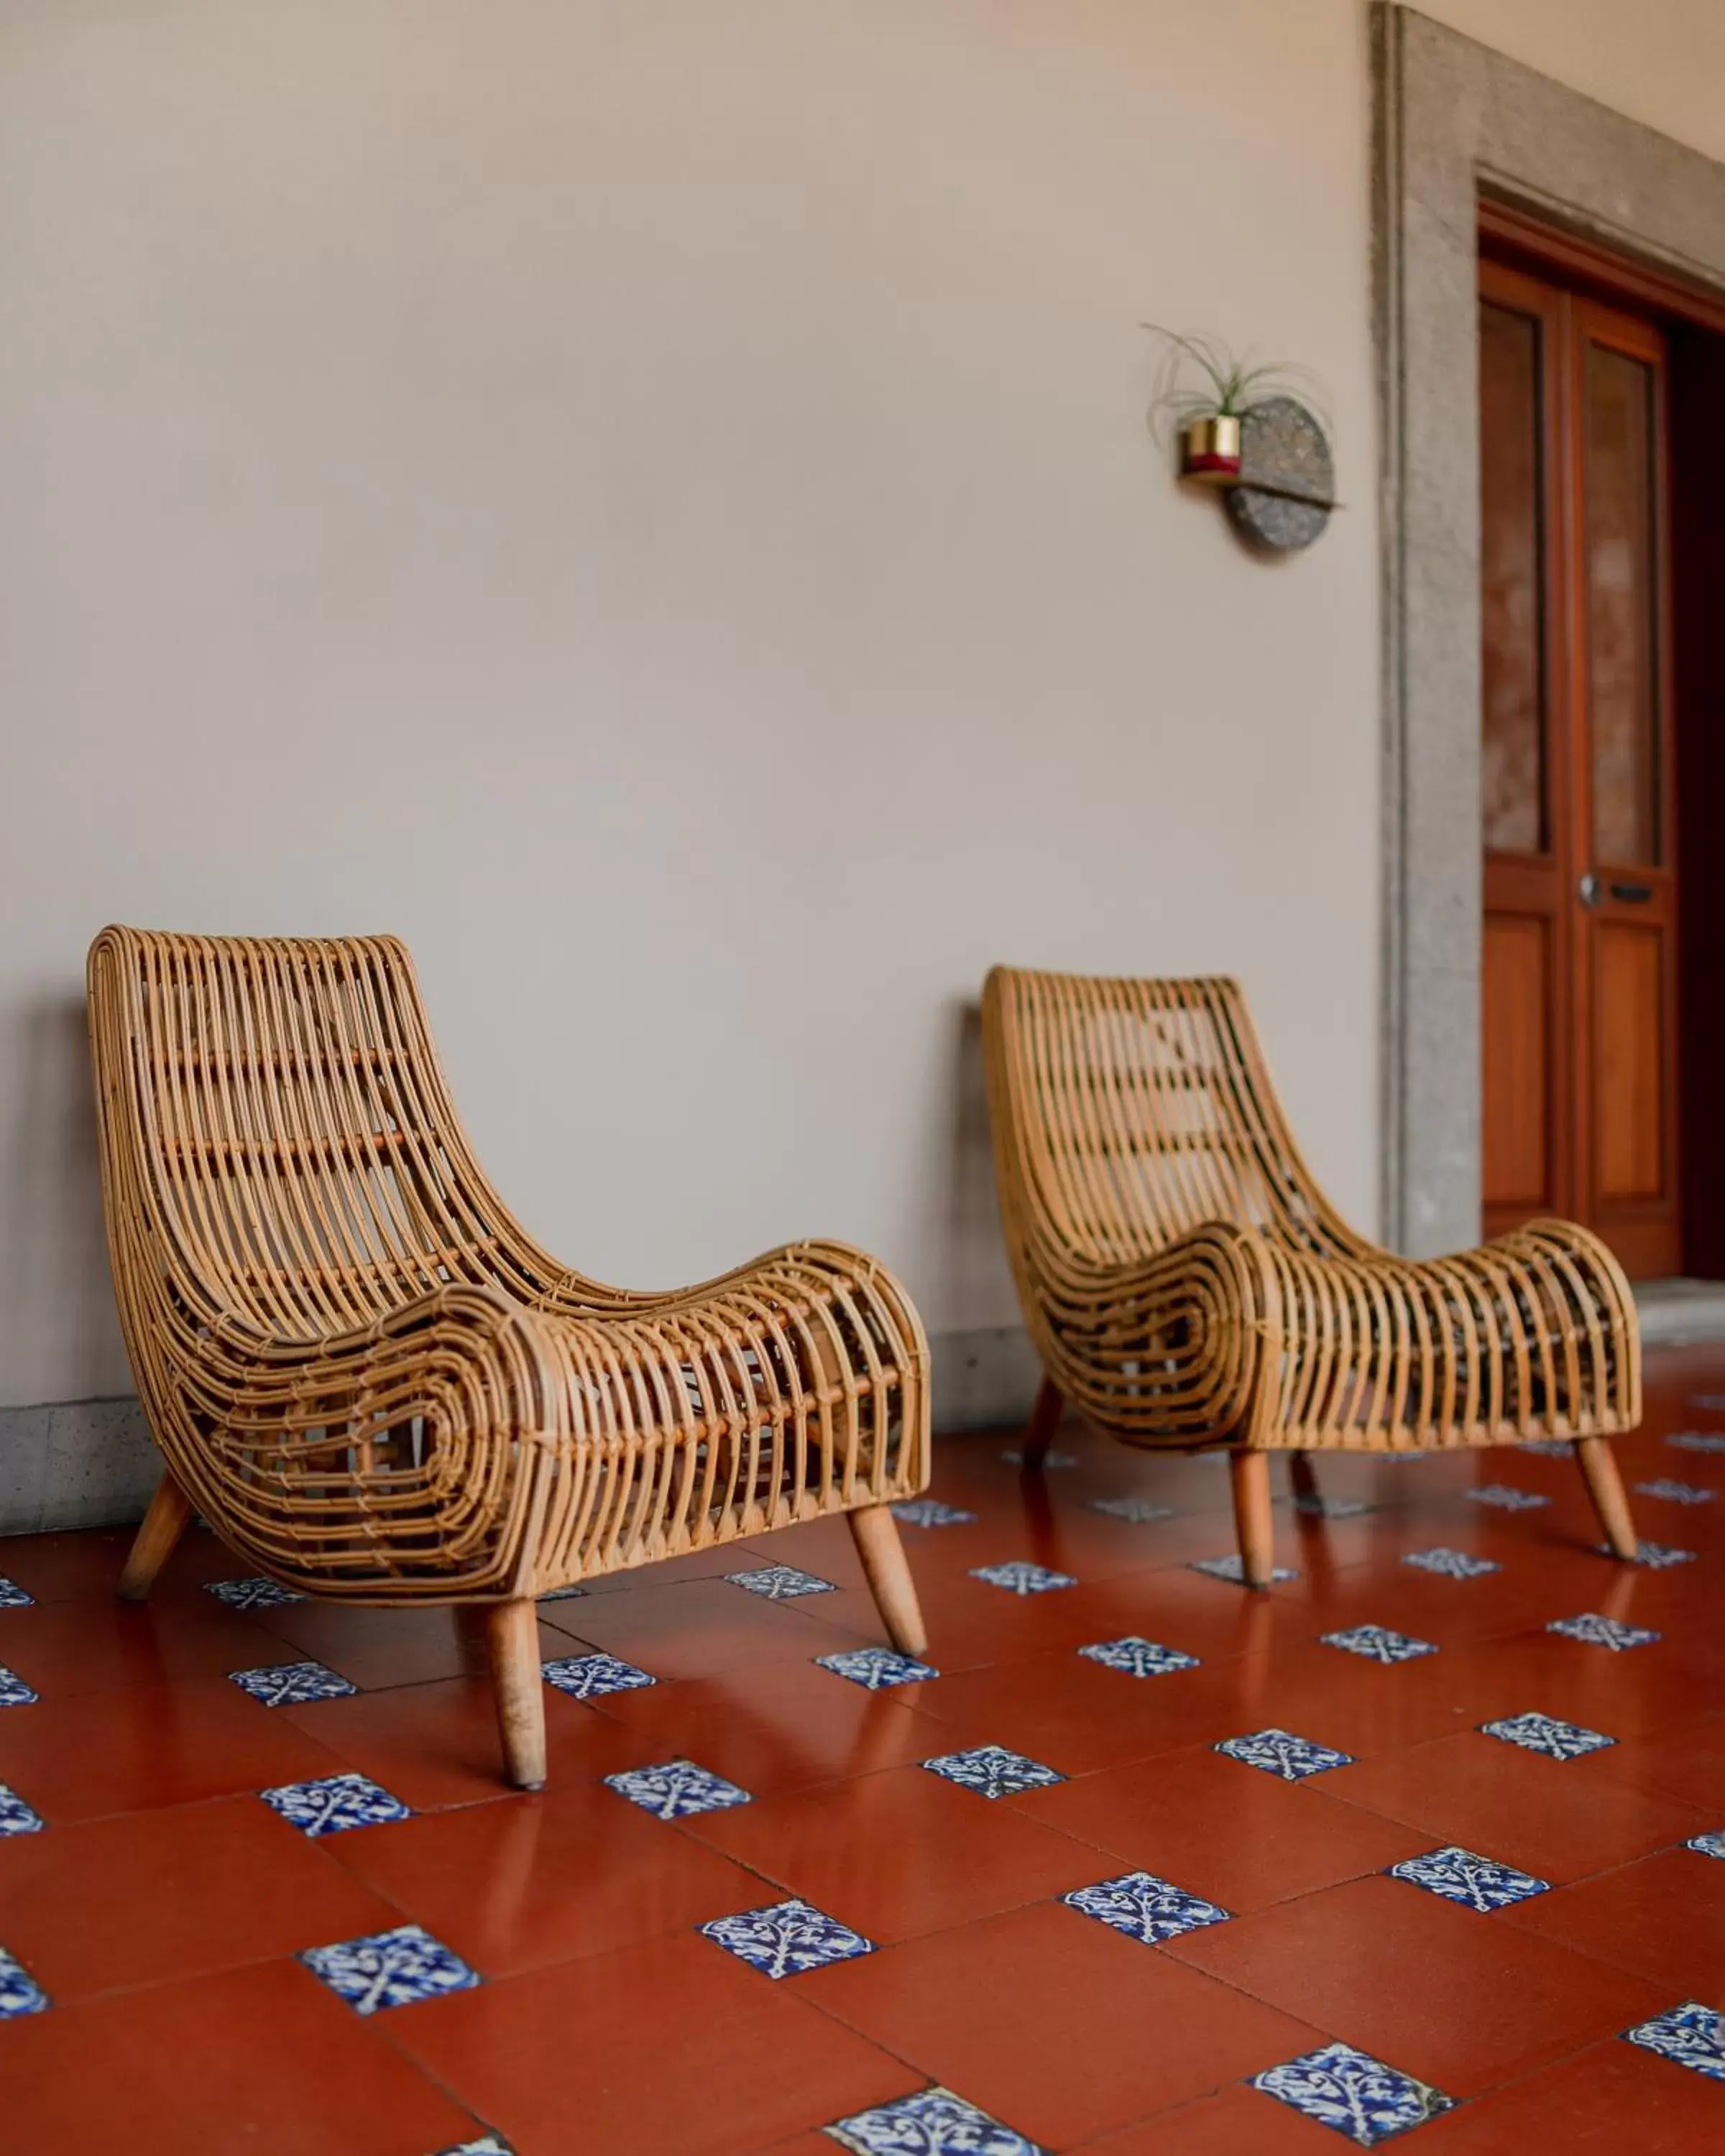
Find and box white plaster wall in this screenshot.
[6,1,1711,1411]
[0,0,1388,1407]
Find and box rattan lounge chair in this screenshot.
[982,967,1642,1585]
[88,929,930,1787]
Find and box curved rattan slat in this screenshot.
[88,928,931,1606]
[982,967,1639,1455]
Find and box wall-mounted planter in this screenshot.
[1149,329,1334,552]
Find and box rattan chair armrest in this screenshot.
[526,1236,917,1325]
[1506,1215,1633,1274]
[162,1284,571,1598]
[533,1242,927,1503]
[1031,1220,1283,1443]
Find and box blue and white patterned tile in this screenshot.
[1517,1439,1576,1458]
[1215,1728,1355,1781]
[921,1744,1064,1800]
[967,1561,1077,1596]
[0,1946,50,2021]
[1480,1710,1614,1760]
[541,1651,658,1700]
[538,1583,587,1601]
[699,1896,875,1978]
[300,1922,478,2015]
[1668,1430,1725,1455]
[1293,1494,1372,1519]
[1402,1547,1501,1579]
[0,1784,45,1837]
[1189,1554,1297,1585]
[203,1575,305,1611]
[1252,2042,1455,2146]
[0,1666,40,1708]
[0,1575,36,1609]
[259,1771,413,1838]
[1077,1636,1200,1679]
[1685,1830,1725,1859]
[724,1565,837,1600]
[1623,2002,1725,2083]
[827,2086,1047,2156]
[1547,1612,1660,1651]
[891,1498,979,1528]
[1466,1485,1548,1511]
[604,1759,753,1820]
[1320,1624,1438,1665]
[1090,1496,1174,1524]
[1599,1539,1697,1568]
[229,1659,357,1707]
[1062,1869,1230,1945]
[1634,1479,1716,1506]
[816,1646,939,1690]
[1000,1447,1077,1468]
[1389,1845,1550,1912]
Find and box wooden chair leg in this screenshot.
[1288,1452,1319,1506]
[1020,1376,1064,1470]
[486,1598,548,1790]
[847,1502,928,1657]
[1576,1434,1639,1560]
[1229,1447,1275,1590]
[116,1471,193,1602]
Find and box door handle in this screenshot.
[1579,873,1654,906]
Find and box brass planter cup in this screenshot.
[1179,413,1242,482]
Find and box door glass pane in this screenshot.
[1479,301,1547,854]
[1585,342,1661,866]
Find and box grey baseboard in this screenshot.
[927,1325,1043,1435]
[0,1396,163,1537]
[6,1284,1719,1539]
[1632,1279,1725,1349]
[9,1286,1721,1539]
[0,1325,1046,1538]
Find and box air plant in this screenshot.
[1143,327,1326,441]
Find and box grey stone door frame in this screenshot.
[1372,4,1725,1256]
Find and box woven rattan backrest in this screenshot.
[88,928,565,1345]
[983,968,1358,1263]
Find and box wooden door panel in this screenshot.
[1583,339,1664,870]
[1593,921,1665,1202]
[1479,259,1572,1240]
[1483,913,1552,1215]
[1481,299,1550,854]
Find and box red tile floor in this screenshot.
[2,1349,1724,2155]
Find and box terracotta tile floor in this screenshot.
[2,1349,1724,2154]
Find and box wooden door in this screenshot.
[1480,257,1679,1277]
